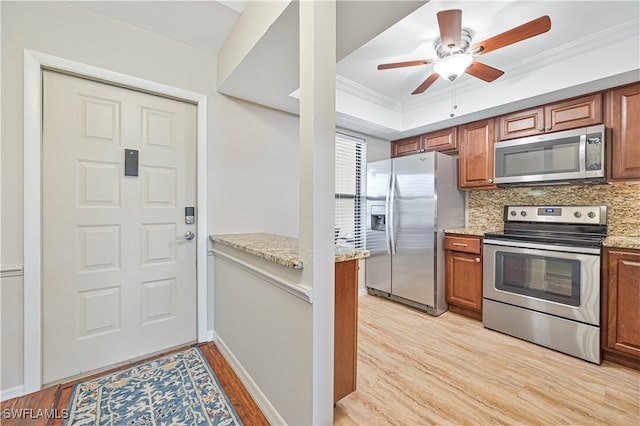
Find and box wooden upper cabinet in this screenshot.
[606,82,640,181]
[391,127,458,158]
[390,136,420,158]
[498,107,544,140]
[421,127,457,153]
[498,93,603,140]
[459,119,496,190]
[545,93,602,132]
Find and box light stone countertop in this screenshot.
[210,232,370,269]
[444,228,497,237]
[603,236,640,250]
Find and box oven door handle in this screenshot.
[483,239,601,255]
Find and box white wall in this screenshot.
[0,0,301,399]
[208,95,299,237]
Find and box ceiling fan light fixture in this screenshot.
[433,54,473,81]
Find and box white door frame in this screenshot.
[23,49,208,393]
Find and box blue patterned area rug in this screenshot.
[64,347,243,426]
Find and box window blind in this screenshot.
[335,133,366,249]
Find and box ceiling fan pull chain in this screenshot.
[450,83,458,118]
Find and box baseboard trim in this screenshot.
[358,287,368,297]
[0,385,25,402]
[212,332,286,426]
[206,330,214,341]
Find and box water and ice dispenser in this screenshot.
[370,205,386,231]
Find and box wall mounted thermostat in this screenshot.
[185,207,195,224]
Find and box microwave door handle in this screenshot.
[579,134,587,172]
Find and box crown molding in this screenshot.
[336,75,402,112]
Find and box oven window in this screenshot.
[495,252,581,306]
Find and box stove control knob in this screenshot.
[574,211,582,218]
[510,210,517,217]
[588,211,596,219]
[520,210,527,217]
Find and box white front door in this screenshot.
[42,70,197,384]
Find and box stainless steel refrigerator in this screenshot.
[365,151,465,316]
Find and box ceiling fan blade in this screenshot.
[466,60,505,82]
[471,15,551,56]
[378,59,435,70]
[412,73,439,95]
[437,9,462,50]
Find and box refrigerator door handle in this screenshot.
[384,172,392,254]
[389,172,397,255]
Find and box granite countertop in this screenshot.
[603,236,640,250]
[210,232,370,269]
[444,228,496,237]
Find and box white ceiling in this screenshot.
[72,1,245,55]
[70,1,640,140]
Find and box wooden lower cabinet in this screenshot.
[602,247,640,370]
[445,235,483,320]
[334,259,359,403]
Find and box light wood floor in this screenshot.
[335,295,640,425]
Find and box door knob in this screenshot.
[184,231,195,240]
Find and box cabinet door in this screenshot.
[544,93,602,133]
[607,83,640,181]
[604,249,640,359]
[459,119,496,190]
[421,127,457,152]
[391,136,420,158]
[498,107,544,140]
[446,250,483,313]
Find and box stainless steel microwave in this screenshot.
[494,125,606,187]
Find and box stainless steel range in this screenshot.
[483,205,607,364]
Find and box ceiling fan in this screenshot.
[377,9,551,95]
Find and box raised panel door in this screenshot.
[391,136,420,158]
[42,70,197,384]
[421,127,457,152]
[604,249,640,360]
[545,93,602,133]
[498,107,544,140]
[446,251,482,312]
[459,119,496,190]
[607,83,640,181]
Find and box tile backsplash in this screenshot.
[468,182,640,237]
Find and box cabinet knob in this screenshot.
[546,126,552,131]
[488,178,493,183]
[537,126,544,132]
[475,258,481,263]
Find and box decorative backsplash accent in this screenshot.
[469,183,640,237]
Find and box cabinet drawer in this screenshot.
[445,236,481,254]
